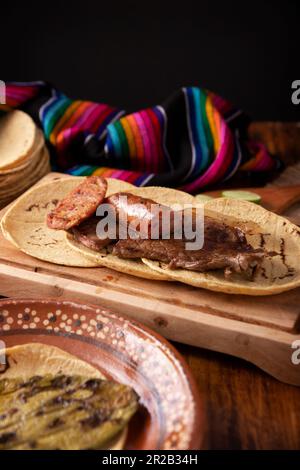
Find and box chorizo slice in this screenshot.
[106,192,174,238]
[47,176,107,230]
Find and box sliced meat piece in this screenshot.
[112,217,264,279]
[113,238,184,263]
[106,192,174,238]
[47,176,107,230]
[113,238,263,278]
[175,209,247,244]
[71,216,113,251]
[202,215,247,244]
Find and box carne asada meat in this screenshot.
[201,215,248,244]
[47,176,107,230]
[106,192,174,238]
[71,216,113,251]
[112,217,264,278]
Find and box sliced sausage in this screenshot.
[106,192,174,238]
[47,176,107,230]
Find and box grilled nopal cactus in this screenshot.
[0,375,138,450]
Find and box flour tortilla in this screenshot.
[143,197,300,295]
[65,186,194,280]
[0,110,38,171]
[1,177,135,267]
[0,343,127,449]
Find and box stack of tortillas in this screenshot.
[0,110,50,208]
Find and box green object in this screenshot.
[221,190,261,204]
[0,375,138,450]
[195,194,214,202]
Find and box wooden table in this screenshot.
[177,343,300,449]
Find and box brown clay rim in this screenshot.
[0,298,205,450]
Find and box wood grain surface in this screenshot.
[206,184,300,218]
[178,344,300,449]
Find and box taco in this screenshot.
[142,198,300,295]
[64,182,195,281]
[0,343,138,450]
[1,176,175,279]
[1,176,137,268]
[3,175,300,295]
[61,178,300,295]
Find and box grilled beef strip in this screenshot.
[71,216,113,251]
[112,216,264,278]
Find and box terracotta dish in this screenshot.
[0,299,204,450]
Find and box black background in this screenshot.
[1,0,299,121]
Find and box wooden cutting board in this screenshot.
[206,186,300,218]
[0,173,300,386]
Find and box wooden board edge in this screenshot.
[0,171,300,334]
[0,263,299,386]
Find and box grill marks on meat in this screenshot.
[112,217,264,278]
[47,176,107,230]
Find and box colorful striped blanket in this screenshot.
[0,81,279,192]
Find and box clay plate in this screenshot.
[0,299,204,450]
